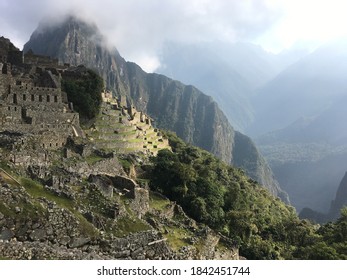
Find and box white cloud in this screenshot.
[5,0,346,71]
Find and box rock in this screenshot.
[58,236,71,246]
[113,250,130,258]
[69,237,91,248]
[0,212,4,220]
[29,229,47,241]
[17,224,29,240]
[0,228,14,241]
[131,247,144,258]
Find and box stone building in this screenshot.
[0,60,82,150]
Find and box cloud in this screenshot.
[0,0,282,71]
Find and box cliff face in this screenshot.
[23,16,286,200]
[329,172,347,220]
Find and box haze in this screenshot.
[1,0,347,72]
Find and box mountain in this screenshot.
[157,42,304,131]
[258,94,347,145]
[329,172,347,220]
[256,84,347,213]
[300,171,347,223]
[23,16,287,201]
[0,36,19,56]
[248,40,347,136]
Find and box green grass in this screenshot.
[0,161,12,173]
[149,192,171,211]
[0,169,20,186]
[85,155,104,165]
[119,159,132,170]
[20,177,100,238]
[20,178,75,210]
[0,202,16,218]
[162,226,191,251]
[113,217,151,237]
[75,212,99,238]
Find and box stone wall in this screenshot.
[0,180,176,260]
[0,64,82,151]
[86,100,170,155]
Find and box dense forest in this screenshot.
[62,67,104,121]
[149,132,347,259]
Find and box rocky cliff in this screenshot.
[329,172,347,220]
[23,16,286,200]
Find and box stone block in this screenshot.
[29,228,47,241]
[69,237,91,248]
[0,228,14,241]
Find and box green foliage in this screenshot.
[113,217,151,237]
[20,177,74,210]
[150,132,347,259]
[62,68,103,120]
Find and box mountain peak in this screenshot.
[33,14,99,37]
[24,15,110,67]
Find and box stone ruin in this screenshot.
[0,52,83,155]
[86,91,169,155]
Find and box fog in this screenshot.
[2,0,346,72]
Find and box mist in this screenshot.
[0,0,283,72]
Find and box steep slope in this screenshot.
[157,42,254,131]
[0,36,19,56]
[23,16,286,200]
[329,172,347,220]
[157,42,304,131]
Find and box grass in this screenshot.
[119,158,132,170]
[75,212,99,238]
[162,226,191,251]
[0,193,45,220]
[0,202,16,218]
[149,192,171,211]
[113,217,151,237]
[0,169,21,186]
[0,161,12,173]
[19,177,100,238]
[20,178,75,210]
[85,155,104,165]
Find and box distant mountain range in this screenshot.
[158,41,306,132]
[23,16,287,201]
[249,40,347,136]
[253,42,347,213]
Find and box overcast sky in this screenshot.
[1,0,347,72]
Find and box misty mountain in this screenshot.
[263,146,347,212]
[254,40,347,213]
[157,42,305,131]
[329,171,347,220]
[23,16,287,201]
[300,170,347,223]
[254,52,347,213]
[248,40,347,136]
[258,94,347,146]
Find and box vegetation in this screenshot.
[62,67,103,120]
[149,132,347,259]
